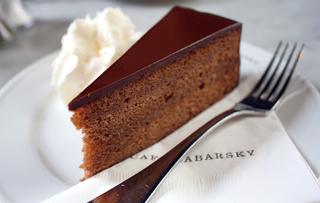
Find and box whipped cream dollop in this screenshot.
[52,8,139,105]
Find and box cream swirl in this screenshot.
[52,8,139,105]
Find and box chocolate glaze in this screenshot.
[68,6,241,110]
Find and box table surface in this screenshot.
[0,0,319,90]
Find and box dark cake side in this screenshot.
[71,27,241,178]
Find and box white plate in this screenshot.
[0,42,319,203]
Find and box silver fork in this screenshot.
[93,42,304,203]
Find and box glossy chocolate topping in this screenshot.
[68,6,241,110]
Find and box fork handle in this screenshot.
[94,108,240,203]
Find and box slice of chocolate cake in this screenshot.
[69,6,241,178]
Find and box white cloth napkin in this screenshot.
[43,74,320,203]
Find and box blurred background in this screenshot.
[0,0,319,89]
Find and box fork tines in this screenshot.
[252,41,304,103]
